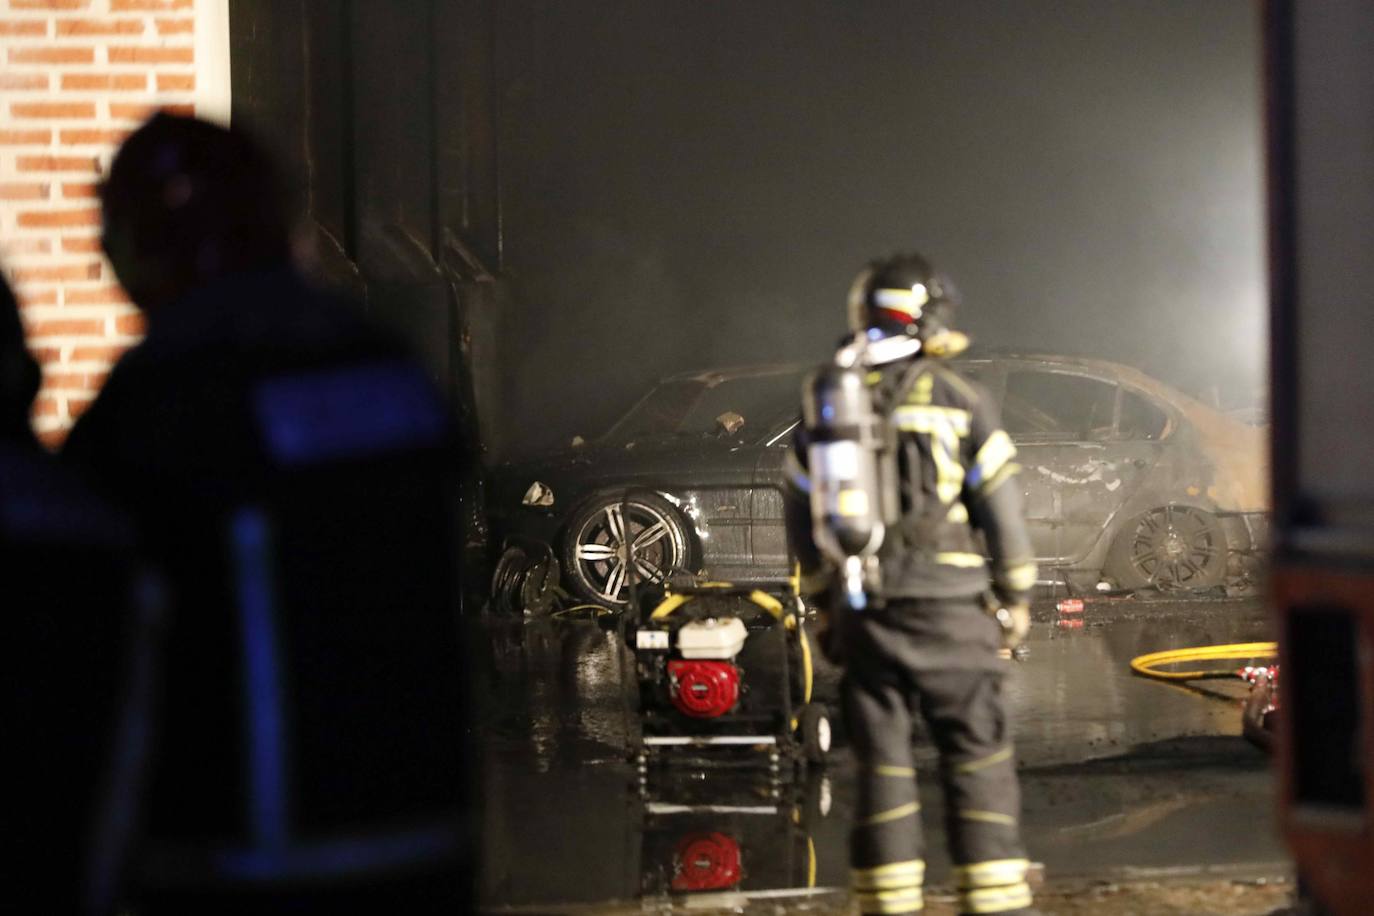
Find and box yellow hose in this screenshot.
[1130,641,1277,681]
[550,604,614,620]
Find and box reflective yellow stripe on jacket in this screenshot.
[891,405,970,503]
[969,430,1016,491]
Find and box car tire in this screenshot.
[1104,504,1228,592]
[799,770,833,827]
[561,492,693,606]
[489,539,560,616]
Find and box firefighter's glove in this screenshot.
[993,602,1031,653]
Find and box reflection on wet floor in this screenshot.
[476,597,1284,911]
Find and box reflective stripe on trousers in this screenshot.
[852,858,925,914]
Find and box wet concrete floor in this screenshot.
[475,595,1285,912]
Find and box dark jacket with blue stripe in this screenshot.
[63,266,470,899]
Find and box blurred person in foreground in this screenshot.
[784,253,1038,916]
[64,113,470,913]
[0,271,147,914]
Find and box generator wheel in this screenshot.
[800,771,834,828]
[799,703,832,765]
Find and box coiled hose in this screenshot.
[1130,641,1277,681]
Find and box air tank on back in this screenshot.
[801,353,888,608]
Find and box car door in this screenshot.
[1001,366,1168,566]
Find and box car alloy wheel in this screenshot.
[1112,504,1227,591]
[564,494,689,605]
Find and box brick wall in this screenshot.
[0,0,227,447]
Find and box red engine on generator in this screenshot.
[670,832,743,892]
[667,660,740,718]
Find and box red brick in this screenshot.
[0,20,46,35]
[11,263,100,283]
[37,427,67,450]
[61,72,147,91]
[0,73,48,90]
[61,183,99,199]
[11,0,89,8]
[113,312,146,335]
[111,0,190,9]
[9,47,94,65]
[17,155,99,173]
[29,346,60,364]
[60,128,130,145]
[0,129,52,145]
[60,236,102,253]
[17,208,101,228]
[11,101,96,119]
[33,395,60,418]
[67,394,96,419]
[70,344,126,362]
[109,101,193,121]
[156,72,194,91]
[106,102,150,121]
[44,370,108,390]
[57,18,144,36]
[27,318,107,337]
[64,285,129,305]
[108,45,192,64]
[0,182,50,200]
[155,17,193,35]
[6,238,53,255]
[16,289,58,307]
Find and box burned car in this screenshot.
[488,355,1268,607]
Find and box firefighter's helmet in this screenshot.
[847,252,968,359]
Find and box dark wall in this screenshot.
[227,2,1265,460]
[228,0,500,455]
[229,0,503,601]
[495,0,1265,456]
[1270,2,1374,533]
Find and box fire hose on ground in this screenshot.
[1129,642,1277,681]
[1130,641,1280,751]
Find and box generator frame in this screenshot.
[619,578,828,777]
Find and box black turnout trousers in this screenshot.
[843,597,1032,916]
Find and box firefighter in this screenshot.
[64,115,470,912]
[0,268,147,913]
[784,253,1038,915]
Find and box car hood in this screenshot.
[489,433,745,509]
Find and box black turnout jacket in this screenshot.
[783,356,1036,606]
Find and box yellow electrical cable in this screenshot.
[1130,641,1277,681]
[798,621,814,705]
[550,604,615,620]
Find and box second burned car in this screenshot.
[489,354,1269,607]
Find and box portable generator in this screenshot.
[621,579,831,775]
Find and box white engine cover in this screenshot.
[676,617,748,660]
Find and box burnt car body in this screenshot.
[489,354,1269,606]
